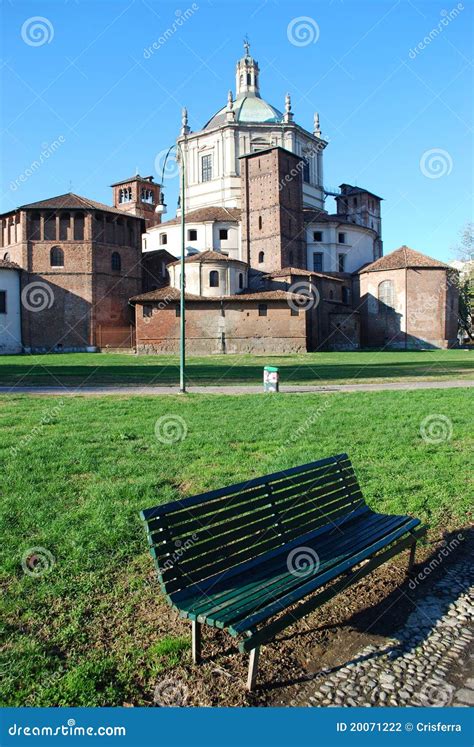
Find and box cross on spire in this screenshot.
[243,34,250,56]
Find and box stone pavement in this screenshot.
[287,552,473,707]
[0,378,472,397]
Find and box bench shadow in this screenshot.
[258,527,472,693]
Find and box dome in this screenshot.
[203,93,283,131]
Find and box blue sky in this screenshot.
[1,0,472,261]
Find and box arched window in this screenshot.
[258,251,264,264]
[111,252,121,271]
[378,280,394,311]
[342,287,351,304]
[238,273,243,289]
[50,246,64,267]
[258,216,262,230]
[30,212,41,240]
[3,252,10,261]
[209,270,219,288]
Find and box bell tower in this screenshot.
[111,174,162,228]
[235,38,260,97]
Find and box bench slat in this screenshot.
[184,511,394,623]
[159,493,365,591]
[207,514,406,628]
[141,453,349,522]
[229,517,419,635]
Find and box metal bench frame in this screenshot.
[140,454,425,690]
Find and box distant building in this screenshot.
[357,246,459,349]
[0,192,144,352]
[0,259,22,354]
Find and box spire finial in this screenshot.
[313,111,321,137]
[227,90,233,110]
[181,106,190,136]
[243,34,250,56]
[283,93,293,123]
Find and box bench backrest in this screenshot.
[140,453,366,597]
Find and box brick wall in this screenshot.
[241,148,305,279]
[135,300,307,354]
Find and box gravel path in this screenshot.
[286,556,473,707]
[0,379,472,397]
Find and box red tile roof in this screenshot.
[265,267,345,282]
[130,287,305,304]
[15,192,143,218]
[359,246,451,273]
[0,259,21,270]
[168,250,247,267]
[155,206,241,227]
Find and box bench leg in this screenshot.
[247,646,260,692]
[407,540,417,576]
[192,621,201,664]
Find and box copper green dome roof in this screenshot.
[203,93,283,130]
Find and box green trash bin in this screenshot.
[263,365,279,393]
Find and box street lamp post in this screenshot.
[156,142,186,393]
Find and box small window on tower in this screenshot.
[258,304,267,317]
[50,246,64,267]
[209,270,219,287]
[353,197,358,207]
[338,232,346,244]
[313,231,322,242]
[143,305,153,318]
[188,229,197,241]
[258,216,262,230]
[342,287,351,304]
[238,273,244,289]
[258,251,264,264]
[338,254,346,272]
[0,291,6,314]
[160,233,168,245]
[111,252,121,272]
[219,228,228,240]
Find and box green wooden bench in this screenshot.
[140,454,425,690]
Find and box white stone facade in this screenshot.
[0,266,22,354]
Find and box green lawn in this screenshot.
[0,349,472,387]
[0,388,471,706]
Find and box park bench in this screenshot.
[140,453,425,690]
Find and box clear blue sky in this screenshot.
[1,0,472,261]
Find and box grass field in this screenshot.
[0,349,472,388]
[1,388,472,706]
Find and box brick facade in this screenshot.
[240,147,305,280]
[134,293,307,355]
[0,198,143,351]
